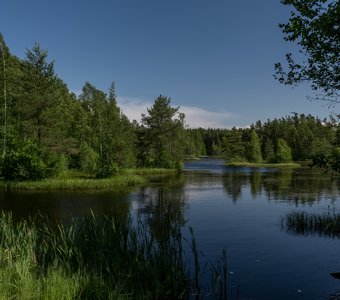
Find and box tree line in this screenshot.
[0,35,188,180]
[186,114,340,164]
[0,34,339,180]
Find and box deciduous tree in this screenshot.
[275,0,339,103]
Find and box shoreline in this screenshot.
[226,162,301,168]
[0,169,178,191]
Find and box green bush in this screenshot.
[78,142,99,176]
[95,160,120,178]
[1,140,49,180]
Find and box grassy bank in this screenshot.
[0,168,178,191]
[122,168,178,176]
[0,211,227,299]
[227,162,301,168]
[0,175,147,191]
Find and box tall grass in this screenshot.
[0,211,228,299]
[282,210,340,237]
[0,175,147,191]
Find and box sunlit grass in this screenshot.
[0,168,180,191]
[0,175,147,191]
[0,211,228,299]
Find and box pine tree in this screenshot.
[141,95,185,168]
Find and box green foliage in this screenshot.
[275,138,292,163]
[275,0,339,102]
[1,33,339,181]
[20,44,57,142]
[140,95,186,168]
[95,160,119,179]
[312,147,340,175]
[78,142,98,176]
[184,129,206,158]
[78,82,136,176]
[222,128,246,162]
[1,139,54,180]
[246,130,262,163]
[263,139,275,162]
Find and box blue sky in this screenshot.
[1,0,333,128]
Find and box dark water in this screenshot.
[1,159,340,299]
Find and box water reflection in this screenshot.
[219,167,340,204]
[0,160,340,298]
[0,190,132,225]
[136,179,187,241]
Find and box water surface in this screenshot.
[1,159,340,299]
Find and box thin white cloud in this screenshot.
[180,106,237,128]
[117,96,238,128]
[117,96,152,122]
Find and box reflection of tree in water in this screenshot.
[262,169,293,200]
[221,167,340,204]
[137,182,187,242]
[263,168,340,204]
[222,169,247,202]
[250,170,262,197]
[184,172,222,188]
[0,190,132,227]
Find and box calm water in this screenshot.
[1,159,340,299]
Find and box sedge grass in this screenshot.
[0,210,228,299]
[282,211,340,237]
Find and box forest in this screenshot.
[0,33,339,181]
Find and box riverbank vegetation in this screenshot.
[283,211,340,238]
[0,34,340,183]
[0,211,228,299]
[0,174,147,191]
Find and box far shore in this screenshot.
[226,162,302,168]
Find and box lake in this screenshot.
[1,158,340,299]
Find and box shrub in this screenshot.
[2,140,48,180]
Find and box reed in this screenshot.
[0,211,228,299]
[282,211,340,237]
